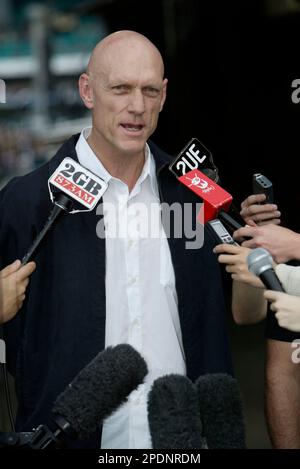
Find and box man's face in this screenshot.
[81,44,167,158]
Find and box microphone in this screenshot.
[169,139,242,232]
[247,248,285,292]
[178,168,242,233]
[0,344,147,449]
[169,137,220,183]
[195,373,246,449]
[147,374,204,449]
[21,158,107,265]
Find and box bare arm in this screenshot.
[232,279,267,325]
[213,244,267,324]
[265,339,300,448]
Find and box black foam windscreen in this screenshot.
[195,373,246,449]
[52,344,148,439]
[148,374,204,449]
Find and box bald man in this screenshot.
[0,31,232,448]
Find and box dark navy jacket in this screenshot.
[0,135,232,447]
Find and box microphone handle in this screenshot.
[0,431,34,448]
[260,268,285,292]
[219,210,242,232]
[21,194,71,265]
[28,415,76,449]
[28,424,62,449]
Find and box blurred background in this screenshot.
[1,0,300,448]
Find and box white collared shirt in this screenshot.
[76,128,186,448]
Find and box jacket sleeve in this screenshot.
[275,264,300,296]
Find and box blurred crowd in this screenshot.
[0,126,46,184]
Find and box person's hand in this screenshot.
[0,260,36,324]
[264,290,300,332]
[240,194,281,226]
[213,243,264,288]
[232,224,300,263]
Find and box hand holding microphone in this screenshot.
[0,260,36,323]
[240,194,281,227]
[247,248,284,292]
[233,224,300,264]
[239,173,280,226]
[263,290,300,332]
[213,244,264,288]
[21,158,107,265]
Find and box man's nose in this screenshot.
[127,89,146,114]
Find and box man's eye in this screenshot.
[112,85,129,93]
[143,88,160,97]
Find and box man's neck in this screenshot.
[87,134,145,193]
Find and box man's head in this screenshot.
[79,30,167,159]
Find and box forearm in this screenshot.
[232,280,267,324]
[266,340,300,448]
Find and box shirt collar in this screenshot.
[76,126,160,200]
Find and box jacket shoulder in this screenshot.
[148,140,173,166]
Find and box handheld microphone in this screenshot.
[207,218,238,246]
[195,373,246,449]
[169,139,242,233]
[1,344,148,449]
[169,137,219,182]
[178,168,232,223]
[147,374,204,449]
[247,248,285,292]
[177,168,242,232]
[21,158,107,265]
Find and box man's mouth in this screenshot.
[120,123,144,132]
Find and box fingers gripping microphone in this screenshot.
[148,374,204,449]
[27,344,148,449]
[247,248,285,292]
[21,158,107,265]
[195,373,246,449]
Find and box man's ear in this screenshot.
[159,78,168,112]
[78,73,94,109]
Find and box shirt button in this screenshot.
[132,317,141,328]
[129,275,137,285]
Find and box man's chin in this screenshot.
[118,139,146,156]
